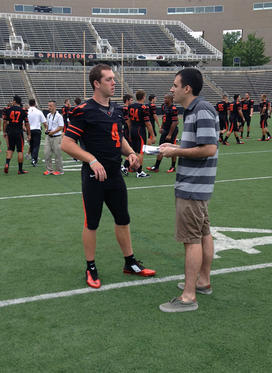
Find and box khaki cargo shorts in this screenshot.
[175,197,211,244]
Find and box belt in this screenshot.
[52,134,61,137]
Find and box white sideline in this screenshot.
[0,263,271,308]
[0,175,272,201]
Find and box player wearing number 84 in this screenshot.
[61,64,156,288]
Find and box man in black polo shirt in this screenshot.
[61,64,156,288]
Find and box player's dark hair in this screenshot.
[123,94,133,104]
[89,64,112,90]
[234,94,239,100]
[48,100,56,104]
[149,94,156,101]
[64,98,70,104]
[13,95,22,105]
[176,68,203,96]
[223,94,228,99]
[136,90,146,101]
[74,97,81,105]
[29,99,36,106]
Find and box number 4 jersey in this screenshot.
[66,99,124,175]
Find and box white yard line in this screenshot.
[0,175,271,200]
[0,263,271,308]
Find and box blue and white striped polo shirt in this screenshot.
[175,96,219,201]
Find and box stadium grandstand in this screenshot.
[0,1,272,110]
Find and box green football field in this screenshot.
[0,113,271,372]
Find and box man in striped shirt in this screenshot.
[159,68,219,313]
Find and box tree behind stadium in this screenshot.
[223,32,270,67]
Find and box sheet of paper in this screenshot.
[142,145,160,155]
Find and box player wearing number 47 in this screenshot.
[61,64,156,289]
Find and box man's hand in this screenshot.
[128,153,140,170]
[159,143,177,158]
[90,161,107,182]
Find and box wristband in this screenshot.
[89,159,98,167]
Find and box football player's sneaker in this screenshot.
[222,141,230,146]
[18,170,29,174]
[52,171,64,175]
[4,164,9,174]
[146,166,159,172]
[266,136,271,141]
[237,141,244,144]
[123,259,156,277]
[86,269,101,289]
[167,167,176,173]
[136,171,151,178]
[121,165,128,176]
[43,170,52,175]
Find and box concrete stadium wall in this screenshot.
[1,0,272,62]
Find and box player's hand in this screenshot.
[151,136,156,144]
[27,135,31,142]
[160,142,176,149]
[90,161,107,182]
[159,127,163,134]
[147,137,152,145]
[166,134,171,141]
[128,153,139,169]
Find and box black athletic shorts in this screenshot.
[131,126,146,154]
[159,127,178,145]
[243,115,251,127]
[82,165,130,230]
[7,131,24,152]
[229,117,239,132]
[219,116,228,131]
[260,115,268,128]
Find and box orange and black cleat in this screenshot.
[167,167,176,173]
[123,260,156,277]
[18,170,29,174]
[4,164,9,174]
[146,166,159,172]
[86,269,101,289]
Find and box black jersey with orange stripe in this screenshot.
[128,103,150,129]
[161,104,178,131]
[259,100,270,116]
[241,99,254,116]
[216,101,229,119]
[229,100,241,119]
[65,99,124,174]
[5,105,28,132]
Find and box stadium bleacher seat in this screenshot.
[92,22,176,54]
[0,70,29,108]
[12,19,97,53]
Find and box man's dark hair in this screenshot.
[234,94,239,101]
[136,90,146,101]
[123,94,133,104]
[74,97,81,105]
[29,99,36,106]
[176,68,203,96]
[48,100,56,104]
[89,64,112,90]
[222,94,228,99]
[148,94,156,102]
[64,98,70,104]
[13,95,22,105]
